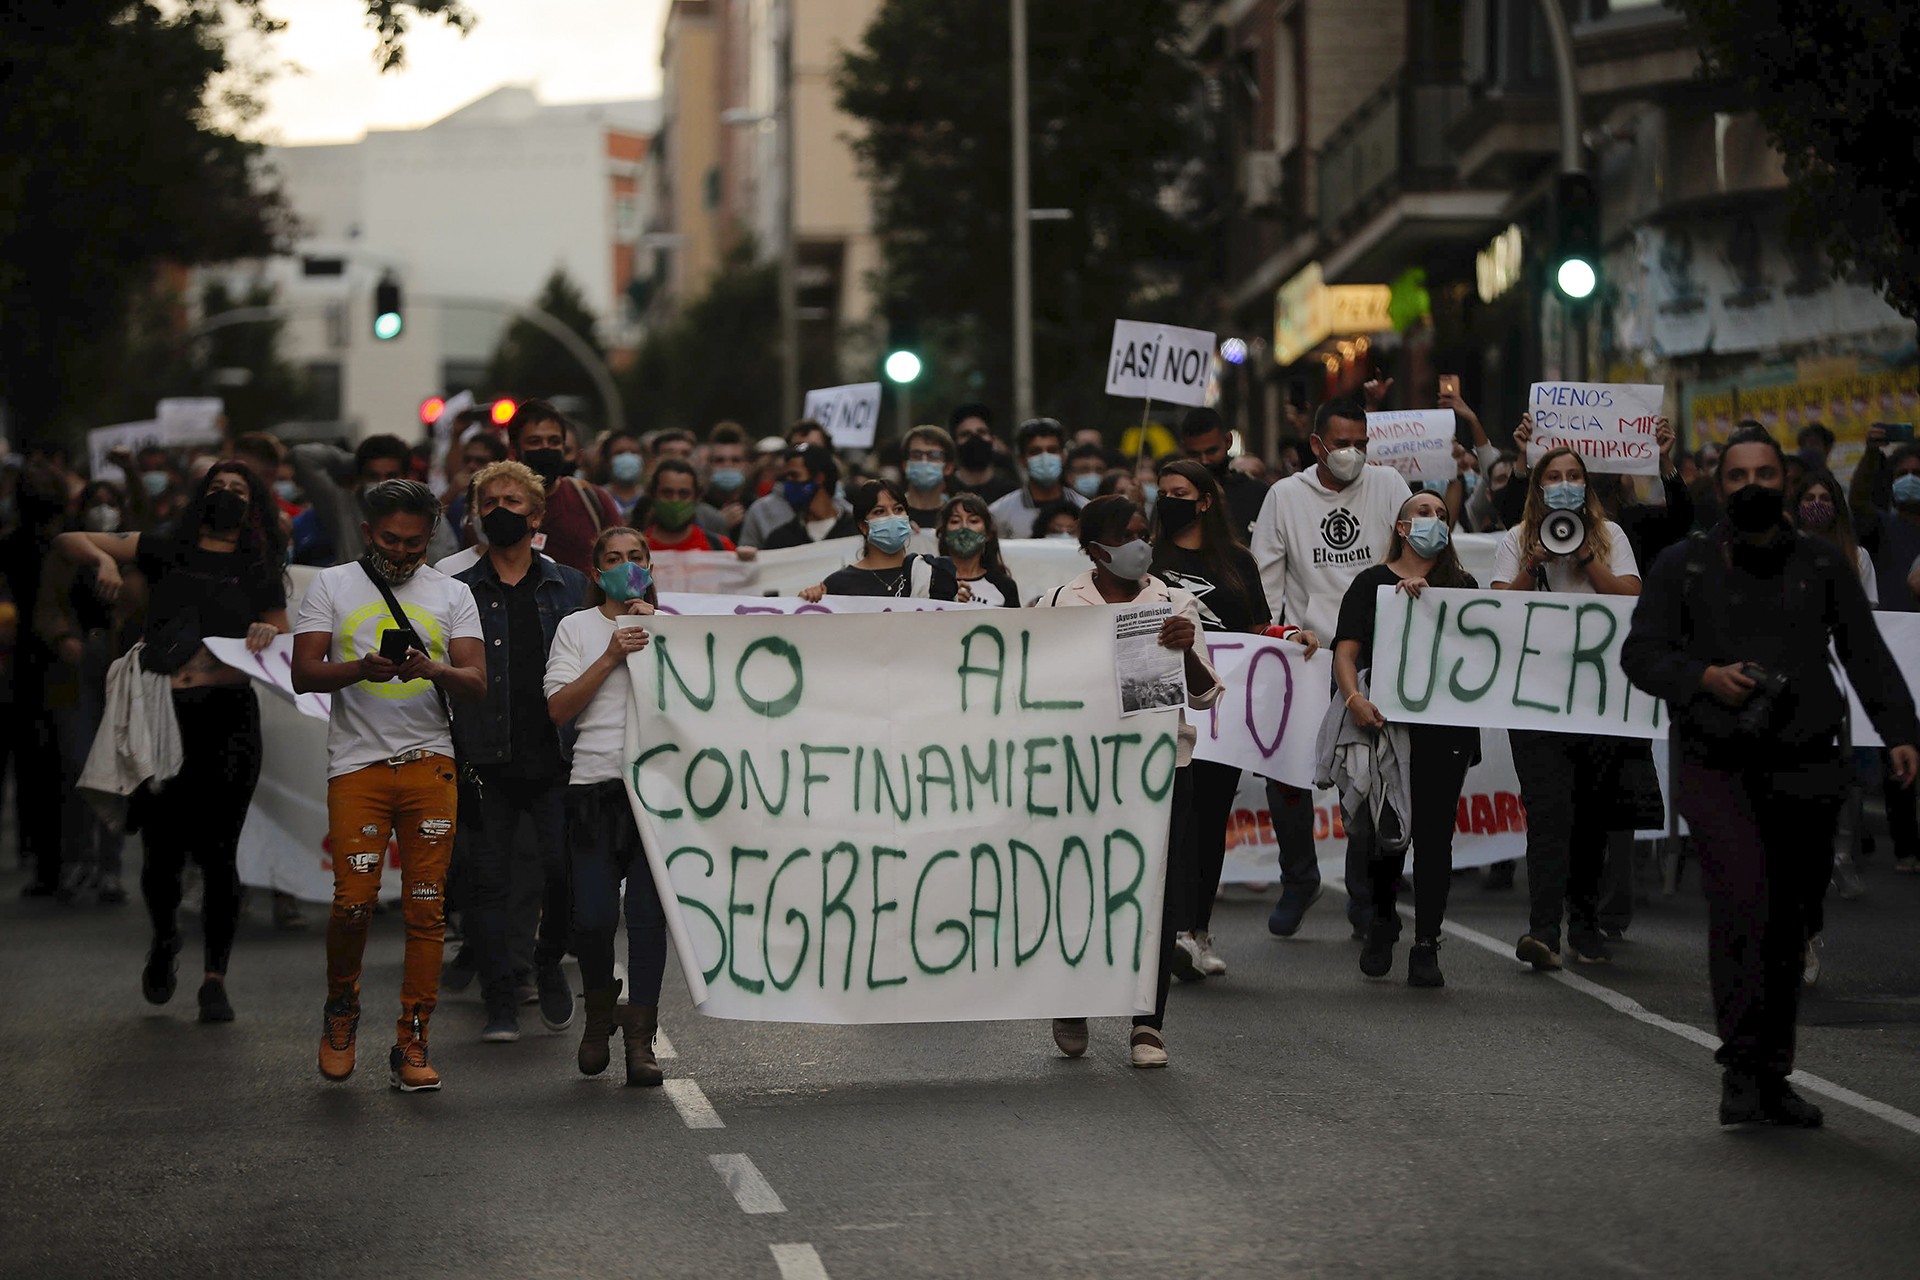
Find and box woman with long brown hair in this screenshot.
[937,492,1020,606]
[1493,446,1641,971]
[1332,490,1479,986]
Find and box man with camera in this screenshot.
[1622,427,1919,1128]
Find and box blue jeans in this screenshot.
[458,772,568,1001]
[567,780,667,1005]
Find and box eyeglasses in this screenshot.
[906,449,946,462]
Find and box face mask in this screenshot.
[1156,495,1200,537]
[1206,458,1232,479]
[368,544,424,586]
[1725,482,1786,534]
[1405,515,1450,558]
[521,448,568,484]
[1543,481,1587,512]
[1461,471,1481,497]
[652,498,696,531]
[1071,472,1103,498]
[781,479,818,509]
[203,487,249,535]
[905,460,946,492]
[1895,473,1920,508]
[1797,497,1835,530]
[943,527,986,559]
[1098,538,1154,582]
[710,467,745,493]
[1026,453,1064,485]
[1047,530,1078,541]
[141,470,170,497]
[957,435,995,469]
[479,505,530,547]
[1141,482,1158,504]
[84,504,121,533]
[1421,478,1450,495]
[609,453,643,484]
[273,479,299,504]
[865,514,912,554]
[1322,445,1365,484]
[599,562,652,601]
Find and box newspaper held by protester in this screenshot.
[1113,601,1184,717]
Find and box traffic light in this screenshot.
[373,273,404,340]
[489,397,517,427]
[418,396,446,425]
[884,307,921,384]
[1553,171,1599,302]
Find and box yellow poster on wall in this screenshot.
[1691,368,1919,481]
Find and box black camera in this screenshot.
[1737,662,1789,734]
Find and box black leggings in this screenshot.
[567,780,668,1005]
[1185,760,1240,933]
[140,687,261,976]
[1362,725,1474,940]
[1134,767,1195,1031]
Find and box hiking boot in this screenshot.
[1567,928,1613,966]
[1515,935,1562,971]
[1128,1026,1168,1068]
[622,1004,663,1087]
[578,981,623,1076]
[1359,916,1399,978]
[197,978,235,1023]
[1266,882,1324,937]
[1194,931,1227,977]
[318,996,360,1081]
[480,991,520,1043]
[389,1007,441,1092]
[1170,933,1204,983]
[1760,1078,1824,1128]
[1719,1069,1765,1126]
[1051,1018,1089,1058]
[142,934,182,1005]
[536,963,576,1032]
[1407,937,1445,988]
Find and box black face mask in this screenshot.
[480,506,531,547]
[203,487,249,535]
[957,435,995,470]
[1725,482,1786,534]
[521,448,569,484]
[1205,458,1232,479]
[1156,495,1201,538]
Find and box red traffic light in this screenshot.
[419,396,446,425]
[490,398,517,427]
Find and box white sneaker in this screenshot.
[1170,933,1204,983]
[1194,931,1227,977]
[1803,936,1822,987]
[1129,1026,1168,1068]
[1832,851,1864,901]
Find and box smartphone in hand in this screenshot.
[1876,421,1916,444]
[1439,374,1461,398]
[378,629,415,665]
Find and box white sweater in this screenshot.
[1250,463,1411,640]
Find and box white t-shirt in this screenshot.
[294,563,483,778]
[1491,520,1639,593]
[1859,546,1879,606]
[544,607,634,786]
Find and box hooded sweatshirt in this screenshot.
[1250,463,1411,640]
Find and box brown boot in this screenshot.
[578,980,623,1077]
[622,1004,663,1087]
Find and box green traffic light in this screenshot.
[373,311,403,340]
[1556,257,1596,301]
[884,350,922,383]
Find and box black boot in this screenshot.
[1358,915,1399,978]
[623,1004,663,1087]
[1406,937,1444,988]
[578,980,622,1077]
[1760,1076,1824,1128]
[1719,1069,1766,1126]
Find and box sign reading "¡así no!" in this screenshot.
[1105,320,1216,408]
[622,606,1177,1024]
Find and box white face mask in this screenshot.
[1098,538,1154,582]
[1322,445,1366,484]
[84,504,122,533]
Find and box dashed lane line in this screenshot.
[710,1153,787,1214]
[770,1244,829,1279]
[663,1077,724,1129]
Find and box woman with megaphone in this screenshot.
[1492,439,1641,971]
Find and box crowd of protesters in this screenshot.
[2,381,1915,1124]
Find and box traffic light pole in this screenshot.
[1536,0,1586,379]
[1010,0,1034,425]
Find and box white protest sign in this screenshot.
[156,396,225,437]
[1526,382,1664,476]
[1840,612,1920,748]
[649,550,763,596]
[622,607,1175,1023]
[1366,410,1456,484]
[87,421,164,486]
[656,592,966,617]
[1105,320,1216,408]
[803,382,882,449]
[205,635,332,721]
[1192,634,1334,789]
[1370,586,1666,738]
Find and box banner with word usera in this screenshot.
[621,607,1177,1023]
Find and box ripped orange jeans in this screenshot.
[324,752,459,1044]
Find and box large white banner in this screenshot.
[1191,633,1333,788]
[621,607,1176,1022]
[650,550,762,596]
[1105,320,1216,408]
[802,382,882,450]
[1526,381,1665,476]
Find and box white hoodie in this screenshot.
[1250,462,1411,640]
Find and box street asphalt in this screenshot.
[5,830,1919,1279]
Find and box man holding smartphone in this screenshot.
[292,479,487,1092]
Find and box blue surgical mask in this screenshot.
[1543,481,1587,511]
[1141,482,1158,504]
[1405,515,1450,558]
[1895,474,1920,508]
[141,470,170,497]
[1071,472,1103,498]
[1026,453,1063,485]
[1421,478,1449,495]
[273,479,299,504]
[781,479,818,509]
[1462,471,1481,497]
[599,562,652,601]
[865,514,912,554]
[610,452,643,484]
[710,467,745,493]
[904,460,945,492]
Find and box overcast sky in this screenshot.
[255,0,666,145]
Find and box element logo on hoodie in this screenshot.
[1320,508,1361,551]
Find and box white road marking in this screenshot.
[655,1029,677,1059]
[710,1153,786,1214]
[1439,914,1920,1137]
[663,1078,724,1129]
[770,1243,829,1279]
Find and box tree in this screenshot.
[620,243,783,437]
[836,0,1204,433]
[484,269,609,426]
[1674,0,1920,320]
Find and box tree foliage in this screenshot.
[1674,0,1920,319]
[620,243,783,438]
[484,268,608,422]
[836,0,1203,432]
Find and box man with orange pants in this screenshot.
[293,479,487,1091]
